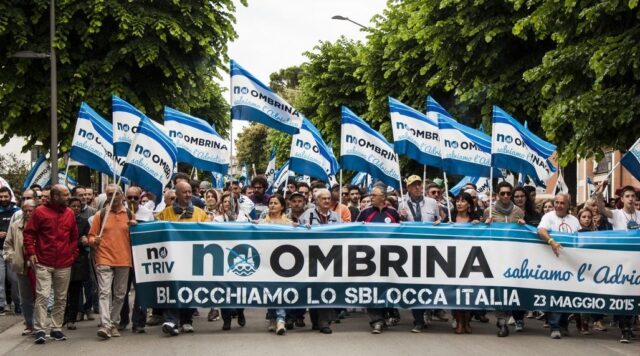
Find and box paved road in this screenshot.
[0,309,637,356]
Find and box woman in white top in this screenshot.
[213,191,249,223]
[257,195,292,336]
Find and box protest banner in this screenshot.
[132,222,640,314]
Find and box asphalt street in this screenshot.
[0,308,637,356]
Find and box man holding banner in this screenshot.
[537,193,579,339]
[157,181,208,336]
[594,182,638,343]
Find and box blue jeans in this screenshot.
[17,274,34,328]
[0,254,20,310]
[547,312,568,331]
[266,308,286,322]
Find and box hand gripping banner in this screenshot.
[132,222,640,314]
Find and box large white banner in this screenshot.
[132,222,640,313]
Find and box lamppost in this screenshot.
[331,15,368,30]
[9,1,57,184]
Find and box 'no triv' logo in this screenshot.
[226,244,260,276]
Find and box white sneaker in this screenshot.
[276,320,286,335]
[181,323,194,333]
[508,316,516,325]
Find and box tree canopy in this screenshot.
[265,0,639,169]
[0,0,244,154]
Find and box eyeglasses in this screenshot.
[428,191,441,196]
[126,196,140,201]
[499,191,512,197]
[341,192,349,196]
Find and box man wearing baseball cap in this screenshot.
[399,175,441,332]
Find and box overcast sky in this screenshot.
[224,0,387,144]
[1,0,388,164]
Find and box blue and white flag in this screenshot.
[55,172,78,190]
[270,160,290,193]
[240,162,249,183]
[121,116,177,203]
[264,147,277,185]
[437,112,494,178]
[164,107,230,174]
[620,137,640,182]
[70,102,125,178]
[290,117,339,183]
[212,172,225,190]
[450,176,490,196]
[230,60,302,135]
[112,96,149,158]
[428,96,497,177]
[340,107,401,189]
[491,106,557,187]
[389,97,441,167]
[22,155,51,190]
[586,177,596,197]
[351,171,368,186]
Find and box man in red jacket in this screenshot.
[23,184,78,345]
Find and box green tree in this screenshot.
[235,123,269,176]
[358,0,549,137]
[513,0,640,164]
[266,66,303,165]
[0,0,244,153]
[0,153,30,191]
[296,37,368,154]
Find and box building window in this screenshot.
[594,151,613,175]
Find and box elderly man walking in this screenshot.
[23,184,78,345]
[88,184,136,340]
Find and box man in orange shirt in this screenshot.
[88,184,136,340]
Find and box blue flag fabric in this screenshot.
[112,96,149,159]
[491,106,557,187]
[449,176,491,196]
[212,172,225,190]
[121,116,177,203]
[22,155,51,190]
[164,107,230,174]
[290,117,339,183]
[436,112,495,178]
[269,160,290,193]
[427,96,498,177]
[621,138,640,182]
[389,97,441,167]
[70,102,125,178]
[340,107,401,190]
[240,162,249,183]
[264,147,277,185]
[230,60,302,135]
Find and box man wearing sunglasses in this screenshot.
[118,186,155,333]
[482,181,524,338]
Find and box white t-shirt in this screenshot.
[135,205,155,222]
[608,209,640,231]
[538,211,580,233]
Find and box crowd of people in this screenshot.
[0,172,638,345]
